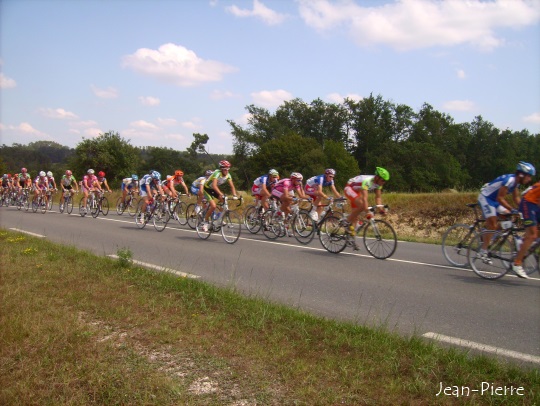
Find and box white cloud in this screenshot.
[83,128,103,138]
[326,92,363,103]
[442,100,475,111]
[122,43,237,87]
[39,107,78,119]
[297,0,540,51]
[130,120,159,130]
[251,89,294,108]
[456,69,466,79]
[157,118,178,126]
[523,112,540,124]
[90,85,119,98]
[70,120,99,128]
[11,122,48,136]
[0,73,16,89]
[181,119,203,130]
[227,0,288,25]
[139,96,160,106]
[210,89,240,100]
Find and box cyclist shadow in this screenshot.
[450,272,537,287]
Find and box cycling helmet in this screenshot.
[7,174,12,178]
[98,171,105,178]
[131,174,138,181]
[325,168,336,176]
[39,171,46,177]
[204,169,214,177]
[269,169,279,176]
[151,170,161,180]
[65,170,72,176]
[290,172,303,181]
[516,161,536,176]
[87,169,95,174]
[21,167,27,173]
[375,167,390,181]
[174,170,184,177]
[2,174,7,179]
[219,160,231,169]
[47,171,53,177]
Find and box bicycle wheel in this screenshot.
[40,197,47,214]
[23,196,30,211]
[318,215,347,253]
[362,219,397,259]
[66,196,73,214]
[261,210,281,240]
[101,196,109,216]
[134,200,148,229]
[47,195,53,211]
[523,248,539,276]
[153,203,170,232]
[292,209,316,244]
[116,197,125,215]
[442,224,476,267]
[79,197,87,217]
[32,198,39,213]
[91,199,100,218]
[243,205,262,234]
[468,232,512,280]
[185,203,197,229]
[174,201,188,225]
[221,210,242,244]
[196,213,212,240]
[127,197,138,217]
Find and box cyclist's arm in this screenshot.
[103,179,112,192]
[181,181,190,196]
[330,184,341,198]
[496,186,513,211]
[211,178,223,198]
[227,179,237,197]
[511,187,521,207]
[374,188,383,207]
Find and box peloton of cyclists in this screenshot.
[304,169,342,221]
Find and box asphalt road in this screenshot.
[1,205,539,364]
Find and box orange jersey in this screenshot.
[523,181,540,205]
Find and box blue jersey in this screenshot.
[480,174,517,200]
[253,174,276,189]
[306,174,334,188]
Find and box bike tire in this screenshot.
[174,201,188,225]
[362,219,397,259]
[467,232,511,280]
[40,197,47,214]
[318,215,347,253]
[261,210,281,240]
[91,200,100,218]
[116,197,125,215]
[243,205,262,234]
[134,200,148,229]
[185,203,197,229]
[66,196,73,214]
[79,197,87,217]
[442,223,476,267]
[523,249,539,276]
[292,209,315,245]
[127,197,138,217]
[221,210,242,244]
[101,196,109,216]
[32,198,39,213]
[153,203,170,232]
[23,196,30,211]
[195,213,212,240]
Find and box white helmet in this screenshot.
[39,171,46,177]
[87,169,95,174]
[46,171,53,177]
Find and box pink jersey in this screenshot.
[83,174,98,189]
[272,178,302,193]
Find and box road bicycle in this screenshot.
[16,188,30,211]
[261,198,312,240]
[318,205,397,259]
[79,190,110,218]
[59,189,75,214]
[243,195,280,234]
[291,196,346,245]
[195,196,243,244]
[45,188,56,211]
[116,190,139,216]
[466,215,536,280]
[185,200,203,230]
[166,193,189,226]
[1,187,13,206]
[441,203,485,267]
[134,194,170,232]
[31,191,48,214]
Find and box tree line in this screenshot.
[1,93,538,192]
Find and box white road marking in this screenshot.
[422,332,540,364]
[107,255,200,279]
[9,228,46,238]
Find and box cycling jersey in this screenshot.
[190,176,206,194]
[47,176,55,188]
[60,175,77,187]
[271,178,302,199]
[520,182,540,227]
[480,174,518,200]
[523,181,540,206]
[162,175,185,190]
[81,174,98,190]
[204,169,231,187]
[305,174,334,196]
[18,173,31,186]
[346,175,382,192]
[34,176,48,190]
[121,177,138,190]
[252,174,277,196]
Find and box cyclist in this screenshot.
[46,171,57,191]
[18,167,32,198]
[139,170,164,213]
[511,178,540,279]
[305,168,342,221]
[271,172,308,218]
[477,161,535,261]
[80,169,101,213]
[162,170,190,200]
[342,167,390,234]
[251,169,279,211]
[2,174,11,201]
[201,160,238,231]
[33,171,49,208]
[59,170,79,211]
[120,174,139,207]
[97,171,112,193]
[191,169,213,214]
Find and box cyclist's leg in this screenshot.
[512,200,538,278]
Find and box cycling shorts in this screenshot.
[304,184,320,198]
[344,185,362,209]
[271,188,293,200]
[203,186,220,200]
[477,193,509,219]
[121,183,136,191]
[519,199,540,228]
[190,185,201,195]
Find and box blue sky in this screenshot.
[1,0,539,154]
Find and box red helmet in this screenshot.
[174,170,184,177]
[7,174,12,178]
[65,170,72,176]
[98,171,105,177]
[219,160,231,169]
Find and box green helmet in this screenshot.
[375,167,390,181]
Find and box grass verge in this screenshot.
[1,229,538,405]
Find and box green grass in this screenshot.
[1,229,538,405]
